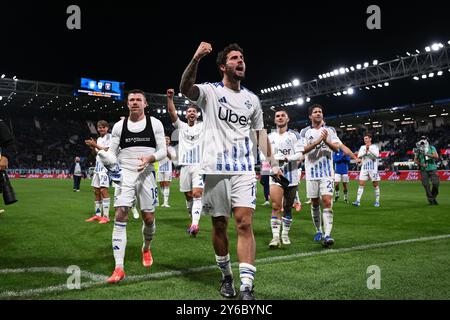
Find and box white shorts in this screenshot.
[157,171,172,182]
[180,165,204,192]
[114,169,158,212]
[91,171,110,188]
[269,176,298,188]
[306,179,334,199]
[334,173,349,183]
[359,170,380,181]
[202,174,257,218]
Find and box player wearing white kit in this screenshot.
[268,110,303,248]
[180,42,279,300]
[157,136,176,207]
[101,89,167,284]
[300,105,342,248]
[167,88,204,236]
[84,120,113,224]
[353,133,381,207]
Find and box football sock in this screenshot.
[191,197,202,225]
[112,221,127,269]
[216,254,233,278]
[186,199,193,216]
[239,263,256,291]
[142,219,156,251]
[270,214,281,239]
[163,187,170,205]
[95,201,102,216]
[322,208,334,237]
[374,186,380,202]
[281,216,292,236]
[357,186,364,202]
[102,198,110,218]
[311,205,322,233]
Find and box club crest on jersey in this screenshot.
[245,100,252,109]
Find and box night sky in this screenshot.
[1,1,449,116]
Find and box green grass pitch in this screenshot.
[0,178,448,300]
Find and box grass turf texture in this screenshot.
[0,178,448,300]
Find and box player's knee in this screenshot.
[115,207,129,222]
[322,199,332,208]
[235,216,252,233]
[271,201,282,211]
[192,190,202,198]
[185,192,193,200]
[213,218,228,234]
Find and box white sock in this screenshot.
[186,199,193,216]
[216,254,233,278]
[322,208,334,237]
[239,263,256,291]
[163,187,170,205]
[95,201,102,216]
[102,198,110,218]
[311,205,322,233]
[112,221,127,269]
[270,214,281,239]
[294,191,299,203]
[191,197,202,225]
[281,216,292,236]
[142,220,156,251]
[374,186,380,202]
[335,190,340,197]
[357,186,364,202]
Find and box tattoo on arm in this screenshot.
[180,58,200,101]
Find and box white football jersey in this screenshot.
[358,144,379,172]
[299,125,341,180]
[95,133,112,173]
[173,119,203,166]
[158,146,177,172]
[269,129,303,186]
[194,82,264,175]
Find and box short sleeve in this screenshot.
[250,96,264,130]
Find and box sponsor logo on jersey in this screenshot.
[218,106,249,126]
[245,100,252,109]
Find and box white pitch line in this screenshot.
[1,234,449,299]
[0,267,107,282]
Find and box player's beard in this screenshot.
[225,65,245,81]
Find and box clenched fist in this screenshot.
[167,88,174,99]
[193,42,212,61]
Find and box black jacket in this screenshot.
[0,119,16,161]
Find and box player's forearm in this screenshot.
[286,152,304,162]
[341,144,358,161]
[257,130,277,168]
[167,96,179,123]
[180,58,200,101]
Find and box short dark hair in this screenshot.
[364,133,373,139]
[127,89,147,100]
[274,109,289,116]
[308,104,323,116]
[187,105,199,112]
[216,43,244,76]
[97,120,109,128]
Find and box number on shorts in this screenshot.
[327,181,333,193]
[150,187,158,199]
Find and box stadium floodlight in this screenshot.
[0,96,2,101]
[373,60,378,65]
[350,66,355,71]
[348,88,354,95]
[292,79,300,86]
[1,74,4,79]
[364,122,371,125]
[384,82,389,86]
[393,119,400,122]
[183,111,187,115]
[297,97,304,105]
[277,85,281,90]
[343,91,348,95]
[13,76,17,81]
[429,73,434,78]
[345,68,350,72]
[415,49,420,54]
[333,93,337,96]
[365,86,370,90]
[425,46,431,52]
[260,89,264,94]
[372,85,377,89]
[339,68,345,75]
[363,62,369,68]
[356,64,362,70]
[431,43,440,51]
[406,52,411,56]
[413,76,420,80]
[336,92,342,96]
[318,75,323,79]
[429,114,437,118]
[198,111,202,116]
[326,72,331,77]
[178,93,183,97]
[162,109,167,114]
[421,74,427,79]
[157,109,161,113]
[306,97,311,102]
[281,84,286,88]
[437,71,443,76]
[377,84,383,87]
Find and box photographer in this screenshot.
[0,118,18,205]
[414,136,440,205]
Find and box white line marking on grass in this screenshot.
[1,234,449,299]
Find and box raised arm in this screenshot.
[166,88,179,124]
[179,42,212,101]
